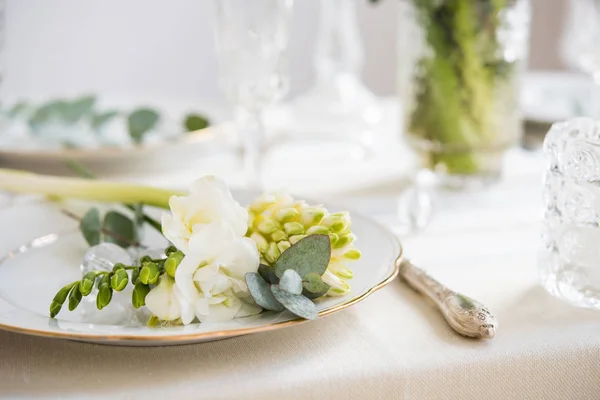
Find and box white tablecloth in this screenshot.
[2,119,600,399]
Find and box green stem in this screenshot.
[65,160,163,233]
[0,168,182,209]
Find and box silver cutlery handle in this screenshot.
[399,260,497,339]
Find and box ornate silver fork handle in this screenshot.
[399,260,497,339]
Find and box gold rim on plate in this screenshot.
[0,216,403,343]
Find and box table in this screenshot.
[2,136,600,399]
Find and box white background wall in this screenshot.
[0,0,567,105]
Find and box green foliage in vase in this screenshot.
[406,0,517,175]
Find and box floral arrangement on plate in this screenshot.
[0,169,360,325]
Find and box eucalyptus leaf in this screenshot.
[274,234,331,278]
[92,110,119,131]
[279,269,303,295]
[28,100,66,132]
[258,264,278,284]
[184,114,210,132]
[302,272,330,299]
[246,272,284,311]
[128,108,159,144]
[132,203,145,243]
[102,211,135,248]
[271,286,318,320]
[63,95,96,123]
[80,208,102,246]
[8,102,28,118]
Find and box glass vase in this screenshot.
[398,0,531,189]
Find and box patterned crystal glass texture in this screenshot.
[214,0,293,187]
[540,118,600,309]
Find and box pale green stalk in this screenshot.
[0,168,182,209]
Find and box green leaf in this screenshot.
[102,211,135,248]
[91,110,119,131]
[246,272,284,311]
[271,286,318,320]
[80,208,102,246]
[8,102,28,118]
[274,234,331,278]
[63,95,96,124]
[132,203,145,243]
[302,272,330,299]
[258,263,278,284]
[279,269,303,295]
[128,108,159,144]
[132,283,150,308]
[28,100,67,133]
[68,284,82,311]
[184,114,210,132]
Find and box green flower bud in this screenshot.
[249,195,277,213]
[110,268,129,291]
[306,225,330,235]
[140,262,160,285]
[164,251,184,278]
[250,232,269,253]
[321,215,348,233]
[333,233,355,249]
[277,240,291,253]
[283,222,305,236]
[275,208,299,223]
[329,233,339,247]
[49,282,77,318]
[131,267,140,285]
[132,283,150,308]
[300,207,326,227]
[79,272,96,296]
[68,285,83,311]
[96,275,113,310]
[271,229,287,242]
[289,234,307,245]
[164,245,178,256]
[139,255,153,264]
[329,263,354,279]
[265,242,281,264]
[257,219,279,235]
[147,315,160,327]
[343,248,361,260]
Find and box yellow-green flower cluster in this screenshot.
[247,193,361,296]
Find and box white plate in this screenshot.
[0,194,402,346]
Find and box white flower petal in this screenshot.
[145,275,181,321]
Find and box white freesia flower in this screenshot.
[145,275,183,321]
[174,221,261,324]
[161,176,249,253]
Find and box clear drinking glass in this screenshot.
[290,0,380,147]
[214,0,293,188]
[540,117,600,309]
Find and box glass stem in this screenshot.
[239,108,266,189]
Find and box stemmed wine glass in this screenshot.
[213,0,293,188]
